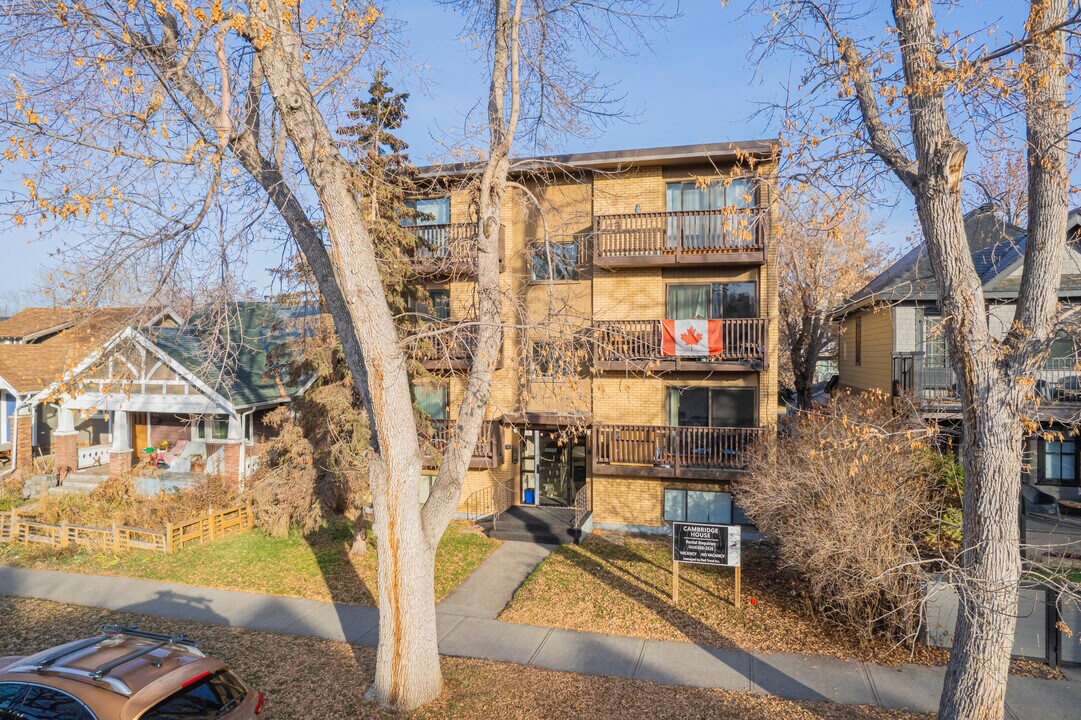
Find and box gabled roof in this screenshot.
[145,302,314,409]
[0,307,81,342]
[835,205,1038,315]
[0,308,139,394]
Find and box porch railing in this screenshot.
[593,424,764,471]
[593,318,767,365]
[423,419,503,466]
[461,482,514,523]
[572,482,592,531]
[894,352,1081,408]
[594,207,767,263]
[405,223,505,273]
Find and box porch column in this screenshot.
[54,407,79,474]
[109,410,132,478]
[13,410,33,473]
[222,414,243,489]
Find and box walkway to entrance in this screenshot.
[437,540,554,619]
[2,565,1078,717]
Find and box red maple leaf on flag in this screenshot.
[679,326,703,347]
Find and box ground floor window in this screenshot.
[1039,437,1079,486]
[194,417,229,440]
[663,488,734,524]
[419,474,436,504]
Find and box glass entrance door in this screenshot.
[520,430,587,507]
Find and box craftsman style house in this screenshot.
[407,140,780,537]
[0,303,307,488]
[833,204,1081,506]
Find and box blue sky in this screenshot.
[0,0,1033,306]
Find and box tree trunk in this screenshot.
[350,512,369,557]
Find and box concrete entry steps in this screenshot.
[491,505,580,544]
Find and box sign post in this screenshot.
[671,521,742,607]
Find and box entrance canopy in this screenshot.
[502,411,593,429]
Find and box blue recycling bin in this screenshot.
[523,489,535,505]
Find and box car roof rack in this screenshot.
[7,625,204,697]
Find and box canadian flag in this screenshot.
[661,319,724,357]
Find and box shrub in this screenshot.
[735,391,958,646]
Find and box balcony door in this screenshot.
[664,179,756,250]
[666,282,757,320]
[664,387,757,429]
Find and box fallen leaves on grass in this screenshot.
[501,534,946,666]
[0,596,930,720]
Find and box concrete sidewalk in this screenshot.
[0,566,1076,719]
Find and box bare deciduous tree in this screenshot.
[746,1,1077,716]
[777,188,888,409]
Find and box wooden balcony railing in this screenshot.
[405,223,506,275]
[593,318,767,369]
[592,423,764,478]
[409,320,503,371]
[423,419,504,469]
[593,207,767,267]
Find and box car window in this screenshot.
[16,686,96,720]
[142,671,246,719]
[0,683,29,718]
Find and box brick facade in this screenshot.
[108,450,132,478]
[223,443,242,489]
[14,414,32,471]
[429,148,779,529]
[53,432,78,474]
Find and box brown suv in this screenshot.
[0,625,263,719]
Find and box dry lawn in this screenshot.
[0,518,497,605]
[0,595,929,720]
[502,533,946,665]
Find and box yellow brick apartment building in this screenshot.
[407,141,778,539]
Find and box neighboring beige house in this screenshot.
[834,204,1081,506]
[0,303,308,489]
[405,140,781,540]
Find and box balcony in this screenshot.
[410,320,504,372]
[423,418,504,469]
[894,352,1081,416]
[593,318,767,371]
[593,207,767,268]
[592,423,765,480]
[406,223,506,276]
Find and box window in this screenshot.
[403,197,450,226]
[193,418,229,441]
[924,316,947,368]
[1046,332,1076,369]
[0,684,28,715]
[1040,438,1079,486]
[15,686,95,720]
[665,178,757,249]
[413,289,450,321]
[413,385,448,420]
[531,239,579,281]
[419,474,436,504]
[854,316,862,367]
[664,386,756,428]
[663,489,735,524]
[143,670,247,719]
[531,340,584,379]
[666,282,757,320]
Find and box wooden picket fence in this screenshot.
[0,503,253,555]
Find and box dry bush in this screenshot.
[246,406,325,537]
[29,475,238,528]
[0,476,24,511]
[736,391,959,647]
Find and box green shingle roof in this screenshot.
[147,302,313,409]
